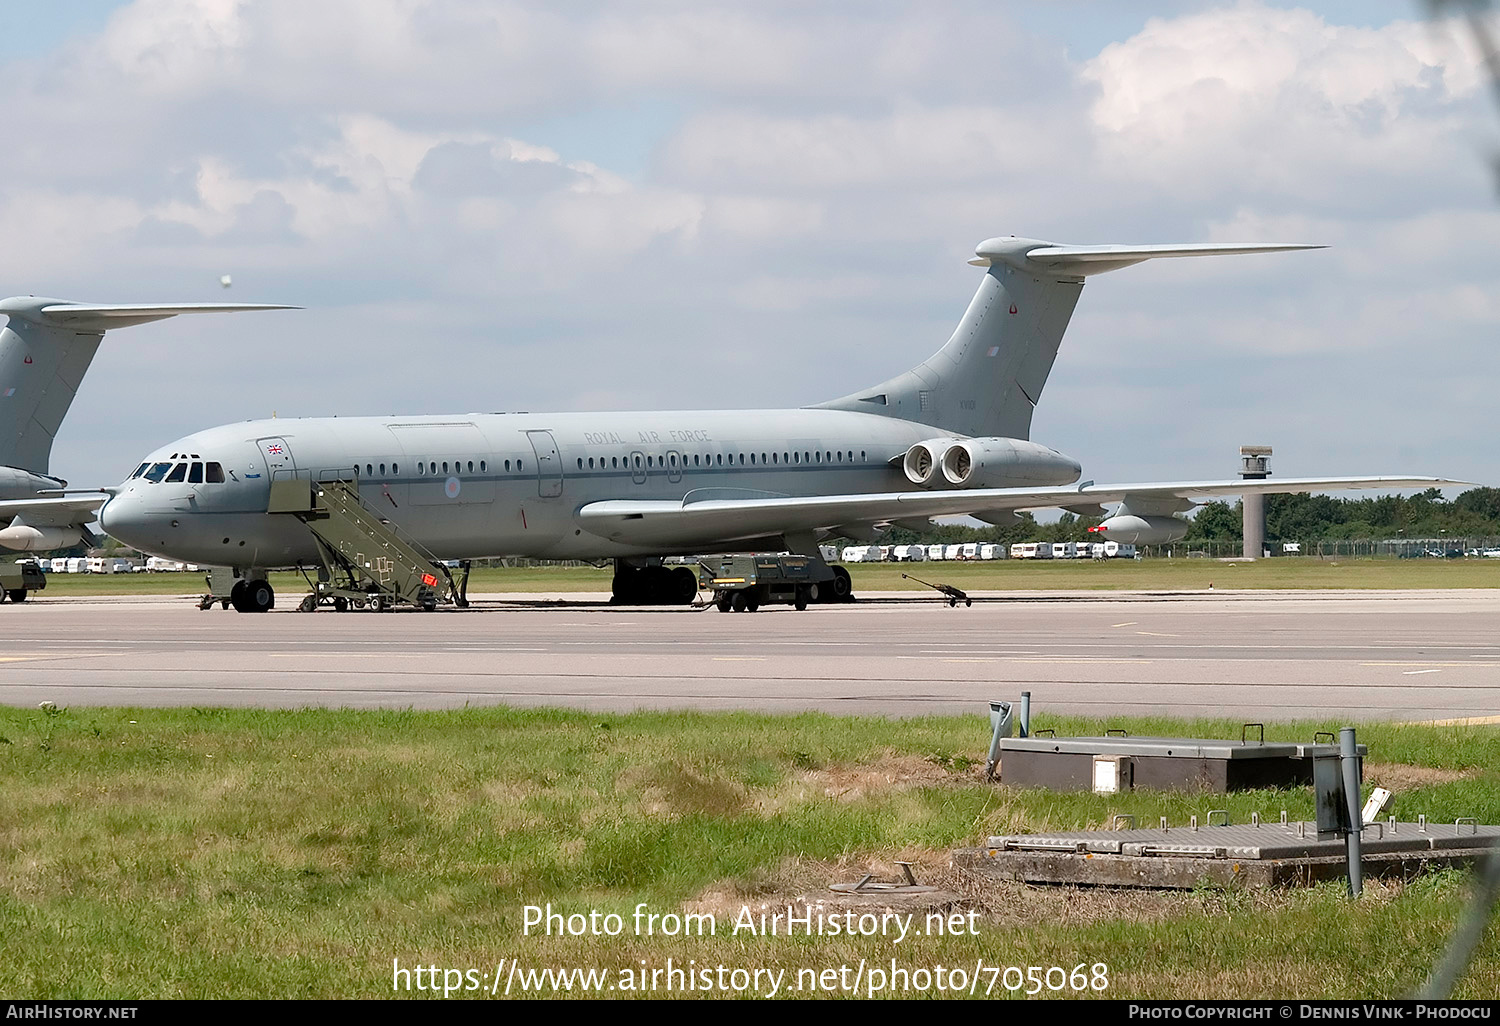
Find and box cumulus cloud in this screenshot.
[1080,4,1487,207]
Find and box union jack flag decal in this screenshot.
[266,444,283,455]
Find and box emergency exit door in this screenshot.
[525,430,563,498]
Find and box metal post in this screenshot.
[984,701,1014,781]
[1019,691,1031,738]
[1341,726,1363,898]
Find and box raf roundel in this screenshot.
[444,476,461,500]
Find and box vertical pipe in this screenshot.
[1341,727,1363,898]
[1019,691,1031,738]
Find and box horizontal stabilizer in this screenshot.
[0,298,299,332]
[968,239,1324,276]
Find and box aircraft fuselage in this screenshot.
[99,409,1082,567]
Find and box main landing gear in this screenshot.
[199,576,275,612]
[610,560,700,605]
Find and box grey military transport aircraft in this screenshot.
[98,236,1462,612]
[0,299,292,553]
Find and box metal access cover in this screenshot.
[986,821,1500,860]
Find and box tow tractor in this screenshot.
[706,553,840,612]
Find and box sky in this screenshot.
[4,0,1496,495]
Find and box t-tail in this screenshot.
[0,298,297,477]
[812,237,1323,439]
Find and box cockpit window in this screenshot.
[207,462,225,483]
[164,463,187,483]
[144,462,173,483]
[130,463,149,479]
[188,462,203,483]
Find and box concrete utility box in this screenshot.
[998,735,1365,793]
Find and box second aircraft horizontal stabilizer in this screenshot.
[0,300,301,332]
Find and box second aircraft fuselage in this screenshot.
[99,408,1082,568]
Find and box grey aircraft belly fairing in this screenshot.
[97,236,1467,607]
[0,299,295,551]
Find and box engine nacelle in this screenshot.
[902,437,964,486]
[0,465,66,495]
[1092,515,1188,546]
[0,519,83,552]
[940,437,1082,488]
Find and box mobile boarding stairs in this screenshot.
[267,478,470,612]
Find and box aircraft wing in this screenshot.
[0,494,108,526]
[576,476,1465,548]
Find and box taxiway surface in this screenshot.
[1,589,1497,721]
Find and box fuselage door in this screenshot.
[257,437,298,480]
[525,430,563,498]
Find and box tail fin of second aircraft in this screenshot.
[810,238,1321,440]
[0,299,297,475]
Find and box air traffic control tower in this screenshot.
[1240,445,1271,559]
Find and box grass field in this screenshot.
[1,706,1495,1000]
[24,556,1500,597]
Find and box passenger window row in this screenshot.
[353,458,526,477]
[572,450,869,471]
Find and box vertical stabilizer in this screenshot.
[0,298,297,474]
[811,237,1321,439]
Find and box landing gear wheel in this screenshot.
[828,565,853,603]
[673,567,698,604]
[716,592,733,612]
[731,591,748,613]
[244,580,274,613]
[298,594,317,613]
[333,597,349,613]
[229,580,249,613]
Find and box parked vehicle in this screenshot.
[1,559,45,602]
